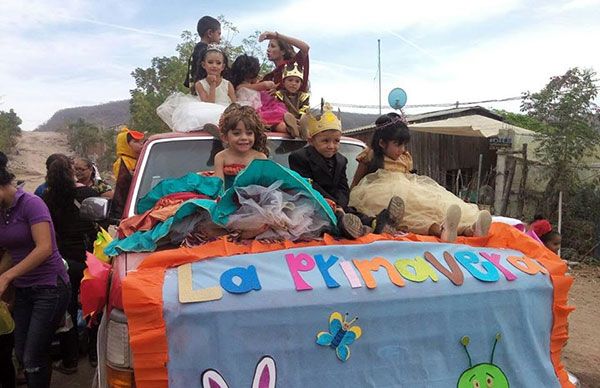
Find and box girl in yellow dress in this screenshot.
[349,113,491,242]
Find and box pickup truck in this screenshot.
[83,131,576,388]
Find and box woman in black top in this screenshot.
[43,155,99,373]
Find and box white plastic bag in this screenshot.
[156,92,225,133]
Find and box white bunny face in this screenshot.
[201,356,276,388]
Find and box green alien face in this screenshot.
[457,334,509,388]
[457,363,509,388]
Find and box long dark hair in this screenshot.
[44,155,76,218]
[0,151,14,186]
[273,39,295,61]
[368,113,410,173]
[230,54,260,88]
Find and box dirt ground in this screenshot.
[7,131,600,387]
[8,131,72,192]
[562,264,600,387]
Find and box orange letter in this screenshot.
[507,256,548,275]
[352,257,405,288]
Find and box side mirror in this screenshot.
[80,197,110,221]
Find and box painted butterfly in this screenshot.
[316,311,362,362]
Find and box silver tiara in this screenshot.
[206,44,224,53]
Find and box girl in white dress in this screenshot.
[195,45,236,106]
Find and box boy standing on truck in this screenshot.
[184,16,222,91]
[289,104,402,239]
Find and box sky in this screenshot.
[0,0,599,131]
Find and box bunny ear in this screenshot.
[201,369,229,388]
[252,356,276,388]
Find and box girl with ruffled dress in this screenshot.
[349,113,492,242]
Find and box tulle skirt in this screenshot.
[236,87,287,126]
[226,181,330,241]
[349,170,480,234]
[156,92,225,132]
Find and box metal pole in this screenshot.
[378,39,381,115]
[558,190,563,234]
[476,154,483,204]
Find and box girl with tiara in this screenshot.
[230,54,300,137]
[156,45,232,133]
[349,113,492,242]
[195,45,236,106]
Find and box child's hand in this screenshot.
[206,75,217,87]
[263,81,275,90]
[269,83,280,96]
[258,31,276,42]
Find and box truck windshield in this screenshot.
[134,138,365,213]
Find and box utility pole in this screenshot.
[378,39,382,115]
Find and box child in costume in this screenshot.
[529,216,561,254]
[195,45,236,106]
[214,103,269,190]
[349,113,492,242]
[184,16,222,91]
[111,127,145,219]
[289,104,401,239]
[214,104,332,242]
[276,62,310,139]
[229,54,293,136]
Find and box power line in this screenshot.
[330,96,522,110]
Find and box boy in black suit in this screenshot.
[289,104,403,238]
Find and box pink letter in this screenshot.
[339,260,363,288]
[285,253,315,291]
[480,252,517,281]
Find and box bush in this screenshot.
[0,109,22,152]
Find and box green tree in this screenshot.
[66,118,103,156]
[129,16,272,134]
[520,67,600,216]
[0,109,22,152]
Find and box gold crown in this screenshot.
[283,62,304,81]
[304,103,342,137]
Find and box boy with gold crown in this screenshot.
[289,104,403,239]
[276,62,311,139]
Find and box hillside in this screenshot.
[36,100,130,132]
[35,99,379,132]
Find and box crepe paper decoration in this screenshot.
[314,254,340,288]
[507,255,549,275]
[316,312,362,362]
[285,253,315,291]
[457,333,510,388]
[201,356,277,388]
[423,251,465,286]
[339,260,363,288]
[454,251,500,282]
[80,252,111,318]
[394,257,439,283]
[480,252,517,281]
[353,257,405,288]
[178,263,223,303]
[219,265,262,294]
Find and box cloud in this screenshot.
[237,0,524,37]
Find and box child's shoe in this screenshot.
[440,204,461,243]
[299,113,310,139]
[373,196,404,234]
[203,123,221,138]
[284,112,300,138]
[474,210,492,237]
[340,213,366,239]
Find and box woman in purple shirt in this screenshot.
[0,152,70,388]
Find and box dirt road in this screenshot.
[7,130,71,192]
